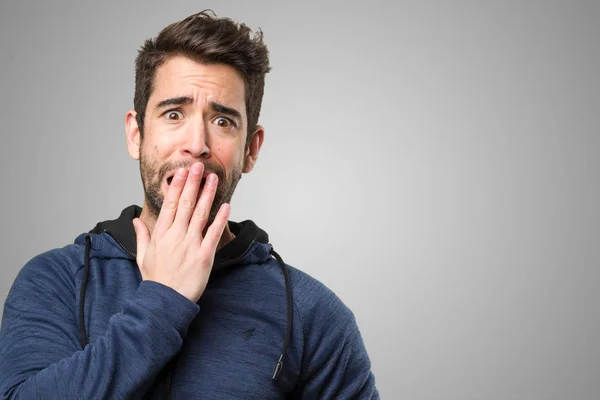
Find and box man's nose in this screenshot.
[181,120,210,158]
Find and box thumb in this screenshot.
[132,217,150,269]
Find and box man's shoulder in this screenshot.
[16,241,85,285]
[283,264,356,333]
[257,257,354,324]
[18,230,132,281]
[288,265,339,303]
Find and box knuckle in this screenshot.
[194,208,208,221]
[163,199,178,210]
[180,199,195,209]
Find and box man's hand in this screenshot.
[131,162,230,303]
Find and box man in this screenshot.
[0,10,379,399]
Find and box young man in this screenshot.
[0,11,379,399]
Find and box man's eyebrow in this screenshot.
[155,96,193,110]
[210,101,242,121]
[154,97,242,121]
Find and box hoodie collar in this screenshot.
[86,204,270,270]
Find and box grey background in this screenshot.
[1,0,599,398]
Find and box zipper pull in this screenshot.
[272,353,285,380]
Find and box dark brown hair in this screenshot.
[133,10,271,148]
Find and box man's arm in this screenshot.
[294,282,379,399]
[0,255,199,399]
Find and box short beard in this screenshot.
[139,147,242,230]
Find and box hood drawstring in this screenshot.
[78,235,92,349]
[77,236,293,382]
[270,248,293,381]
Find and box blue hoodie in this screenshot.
[0,205,379,399]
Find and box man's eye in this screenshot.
[214,117,233,128]
[166,110,183,120]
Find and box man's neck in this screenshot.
[138,203,234,252]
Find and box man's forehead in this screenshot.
[151,56,245,107]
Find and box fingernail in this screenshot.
[191,163,203,174]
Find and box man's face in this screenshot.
[133,56,250,226]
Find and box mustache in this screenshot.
[158,160,225,183]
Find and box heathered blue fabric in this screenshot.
[0,230,379,399]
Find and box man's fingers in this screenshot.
[154,167,188,235]
[188,172,219,236]
[132,218,150,269]
[173,162,204,229]
[200,203,230,252]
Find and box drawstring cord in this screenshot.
[270,248,293,381]
[78,235,92,348]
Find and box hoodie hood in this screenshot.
[75,205,273,272]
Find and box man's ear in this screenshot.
[125,110,141,160]
[243,125,265,173]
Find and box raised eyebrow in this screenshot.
[209,101,242,122]
[155,96,193,110]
